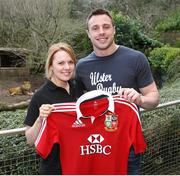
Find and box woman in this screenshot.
[24,42,83,174]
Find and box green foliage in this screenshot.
[0,0,81,73]
[155,10,180,32]
[112,11,139,48]
[0,109,26,130]
[0,102,8,111]
[176,40,180,48]
[149,46,180,82]
[159,78,180,103]
[167,56,180,82]
[111,11,162,53]
[66,28,93,59]
[0,19,31,48]
[28,52,47,74]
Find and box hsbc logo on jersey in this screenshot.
[80,134,112,156]
[87,134,104,143]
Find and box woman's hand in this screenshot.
[39,104,54,120]
[25,104,54,146]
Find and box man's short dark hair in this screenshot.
[86,8,114,29]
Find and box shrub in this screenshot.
[155,10,180,32]
[66,28,92,59]
[149,46,180,86]
[167,56,180,82]
[112,11,162,53]
[0,109,26,130]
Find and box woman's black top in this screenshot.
[24,79,83,175]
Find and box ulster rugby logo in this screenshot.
[104,112,118,132]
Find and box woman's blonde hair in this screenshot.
[45,42,76,79]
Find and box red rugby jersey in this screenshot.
[35,90,146,175]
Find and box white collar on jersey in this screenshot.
[76,90,114,120]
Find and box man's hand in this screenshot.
[118,88,142,106]
[118,82,160,110]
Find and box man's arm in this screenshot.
[139,81,160,109]
[119,81,160,110]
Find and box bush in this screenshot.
[0,109,26,130]
[155,10,180,32]
[159,79,180,103]
[149,46,180,86]
[66,28,92,59]
[167,56,180,82]
[112,11,162,53]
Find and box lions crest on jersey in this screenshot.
[104,112,118,132]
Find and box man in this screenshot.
[76,8,160,174]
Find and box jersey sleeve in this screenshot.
[35,116,58,159]
[130,113,147,155]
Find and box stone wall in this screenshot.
[0,67,29,79]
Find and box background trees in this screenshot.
[0,0,179,85]
[0,0,82,72]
